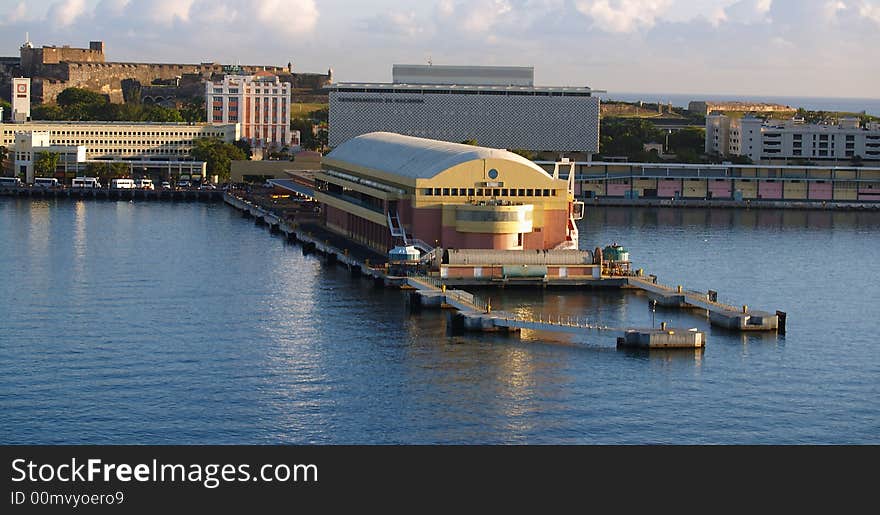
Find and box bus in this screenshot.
[34,177,60,188]
[111,178,136,189]
[0,177,22,187]
[72,177,102,188]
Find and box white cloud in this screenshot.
[860,1,880,23]
[723,0,773,24]
[436,0,513,33]
[47,0,87,27]
[253,0,319,34]
[437,0,455,17]
[575,0,673,33]
[360,10,424,38]
[4,2,30,24]
[770,36,794,48]
[96,0,131,17]
[708,6,728,26]
[121,0,195,25]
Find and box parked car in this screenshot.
[199,183,217,190]
[176,180,191,188]
[161,181,172,190]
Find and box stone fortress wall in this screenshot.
[2,40,332,105]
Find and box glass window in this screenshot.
[501,189,509,196]
[424,188,433,196]
[442,188,450,196]
[526,189,534,196]
[467,188,475,196]
[492,189,500,196]
[451,188,459,196]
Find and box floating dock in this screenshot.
[617,323,706,349]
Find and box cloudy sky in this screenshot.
[1,0,878,99]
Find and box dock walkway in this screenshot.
[624,276,780,331]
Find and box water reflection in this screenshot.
[618,346,704,366]
[72,201,87,278]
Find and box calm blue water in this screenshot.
[598,92,880,117]
[1,199,878,444]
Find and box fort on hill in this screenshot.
[688,100,795,116]
[1,38,332,105]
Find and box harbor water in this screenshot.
[1,199,878,444]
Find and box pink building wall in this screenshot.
[657,179,681,198]
[758,181,783,200]
[606,183,629,196]
[708,180,732,199]
[808,182,833,200]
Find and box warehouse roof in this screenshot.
[323,132,552,180]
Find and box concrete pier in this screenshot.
[0,186,223,201]
[617,325,706,349]
[627,277,780,332]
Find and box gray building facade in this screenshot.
[328,66,602,154]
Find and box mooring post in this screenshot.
[776,310,787,334]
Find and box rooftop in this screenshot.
[324,132,553,180]
[330,82,602,95]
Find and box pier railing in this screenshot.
[626,275,741,313]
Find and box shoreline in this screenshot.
[579,197,880,211]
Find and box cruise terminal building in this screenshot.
[313,132,583,256]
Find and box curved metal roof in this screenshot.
[324,132,552,180]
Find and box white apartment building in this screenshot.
[706,113,880,164]
[1,121,240,161]
[206,73,295,150]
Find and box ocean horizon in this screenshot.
[597,92,880,117]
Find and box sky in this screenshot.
[0,0,878,99]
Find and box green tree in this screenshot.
[460,139,478,146]
[180,97,206,123]
[39,87,199,122]
[726,155,753,165]
[315,126,328,153]
[667,127,705,158]
[34,151,60,177]
[599,118,664,159]
[313,106,329,123]
[233,139,253,160]
[57,88,108,107]
[0,99,10,121]
[31,104,66,120]
[142,105,184,122]
[292,119,321,151]
[190,137,247,183]
[0,146,8,173]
